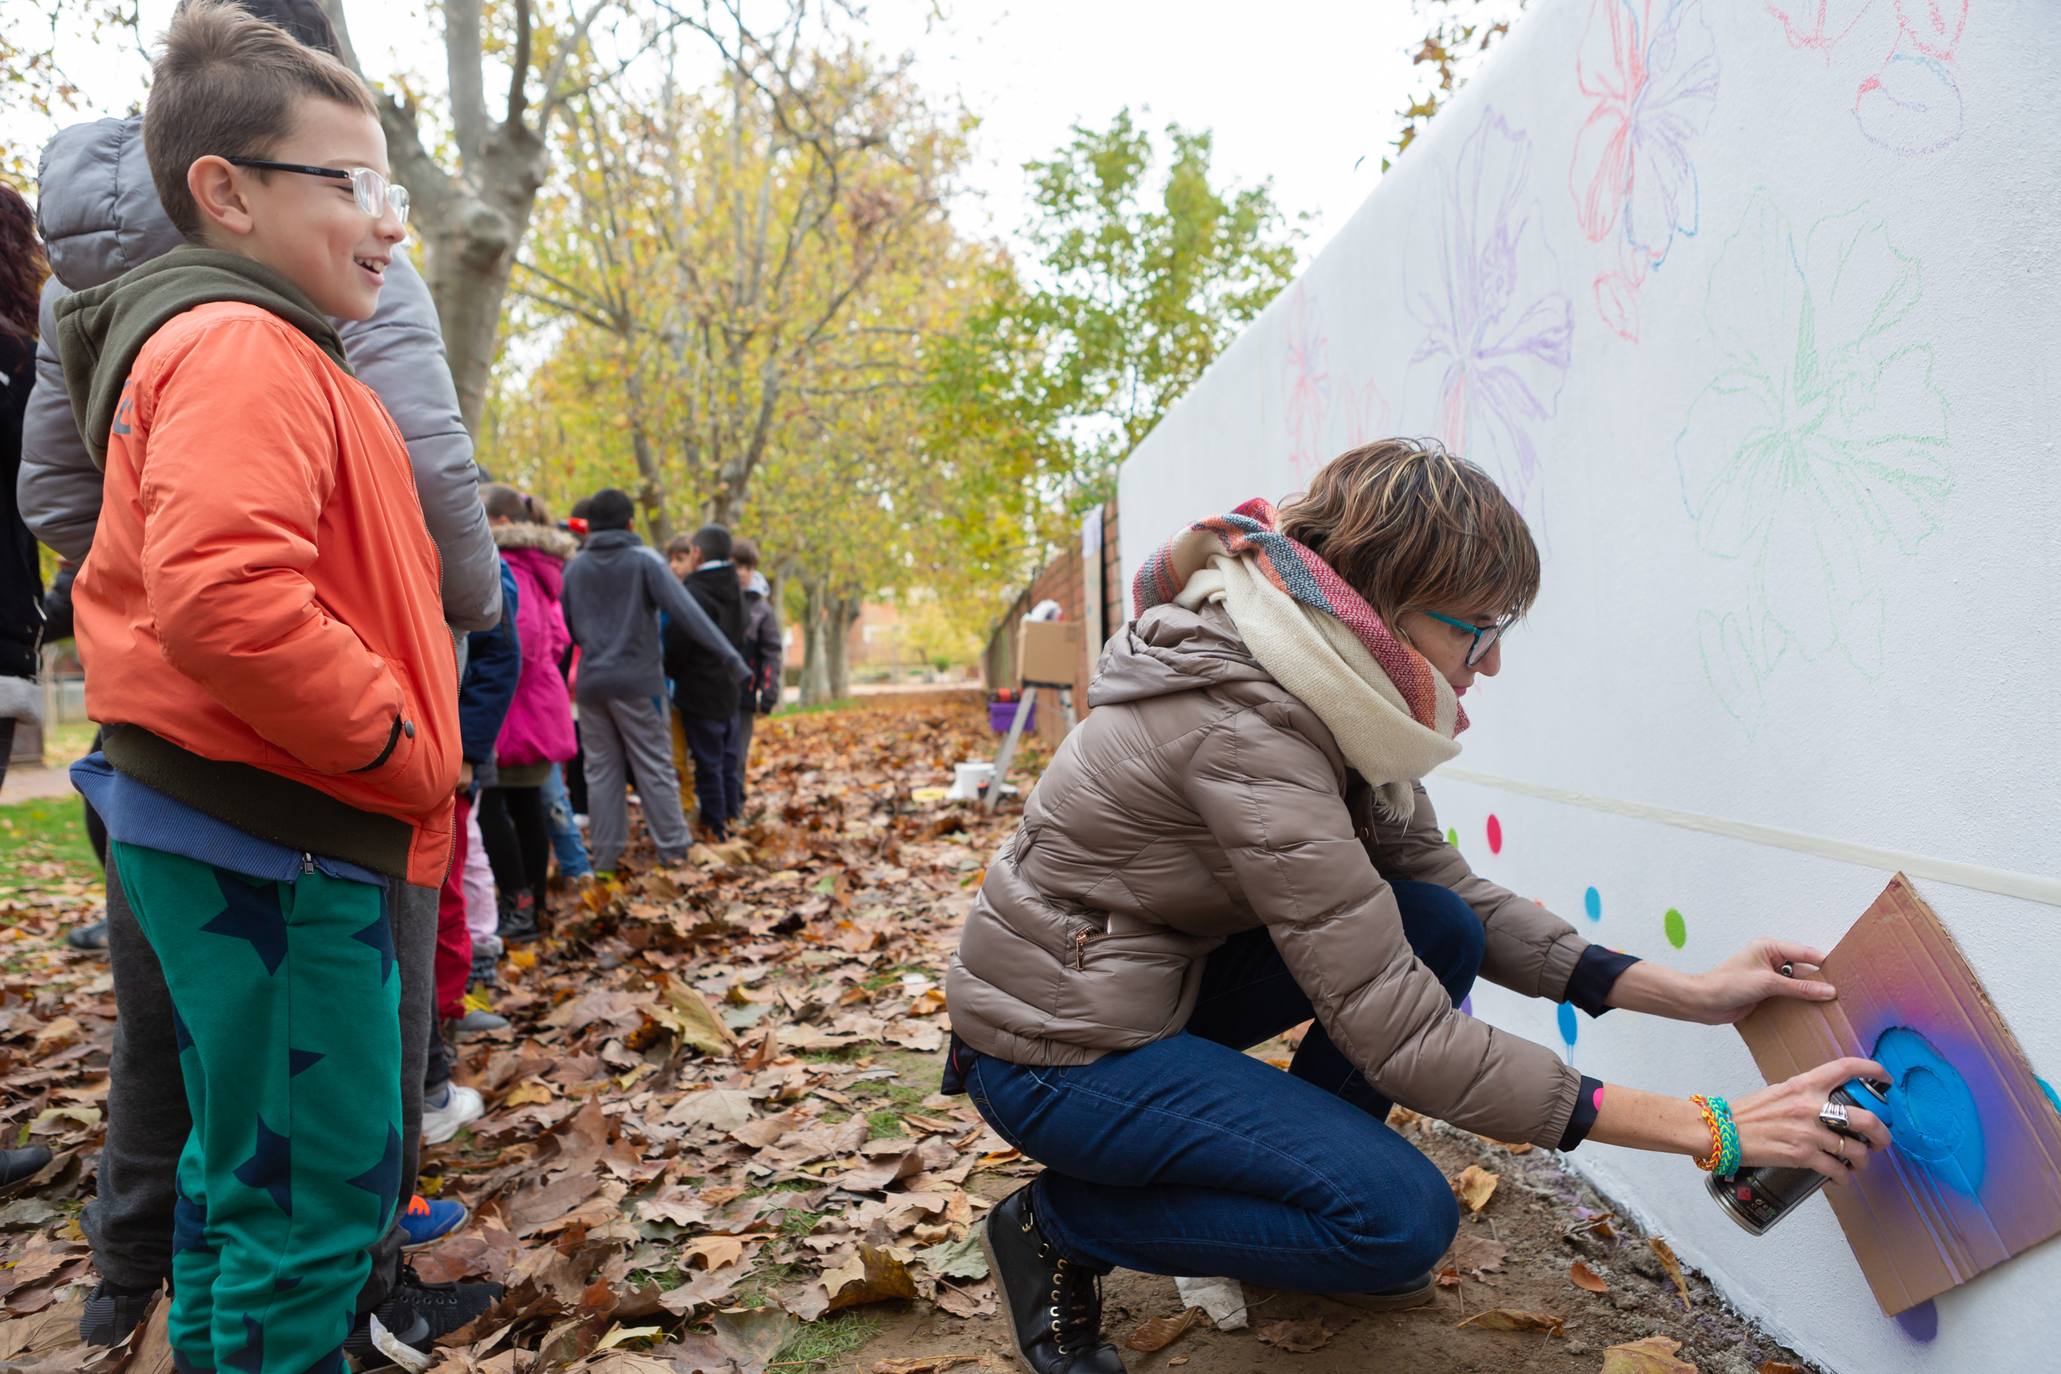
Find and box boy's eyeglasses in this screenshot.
[1419,609,1517,667]
[225,157,410,227]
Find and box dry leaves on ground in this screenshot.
[1455,1308,1566,1337]
[1451,1163,1500,1213]
[1254,1316,1342,1353]
[1125,1308,1202,1353]
[0,694,1046,1368]
[1648,1237,1694,1309]
[1568,1260,1608,1293]
[1601,1333,1699,1372]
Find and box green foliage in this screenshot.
[0,796,101,900]
[1004,108,1303,500]
[1389,0,1533,170]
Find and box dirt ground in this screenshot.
[858,1117,1812,1374]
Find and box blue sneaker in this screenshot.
[399,1195,467,1249]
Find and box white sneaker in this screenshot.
[472,932,504,961]
[421,1083,485,1145]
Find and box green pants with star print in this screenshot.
[110,842,402,1374]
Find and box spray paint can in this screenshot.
[1707,1078,1890,1236]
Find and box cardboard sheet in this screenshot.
[1737,874,2061,1314]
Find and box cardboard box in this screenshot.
[1017,619,1082,689]
[1737,874,2061,1314]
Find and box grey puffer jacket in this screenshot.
[17,116,501,633]
[946,600,1591,1149]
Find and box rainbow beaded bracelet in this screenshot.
[1690,1094,1742,1177]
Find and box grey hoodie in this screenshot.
[17,115,500,634]
[561,528,748,704]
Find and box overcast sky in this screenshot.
[33,0,1460,262]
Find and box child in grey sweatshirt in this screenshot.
[561,490,748,869]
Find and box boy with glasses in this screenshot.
[52,3,497,1365]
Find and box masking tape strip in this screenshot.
[1435,768,2061,908]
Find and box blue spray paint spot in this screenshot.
[1869,1027,1984,1196]
[1556,1002,1578,1047]
[1892,1298,1939,1342]
[1459,994,1474,1018]
[1583,886,1601,922]
[2038,1077,2060,1117]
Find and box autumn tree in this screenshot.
[1389,0,1533,167]
[1006,109,1303,503]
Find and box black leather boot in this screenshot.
[980,1181,1125,1374]
[497,891,540,945]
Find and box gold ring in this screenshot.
[1835,1138,1847,1162]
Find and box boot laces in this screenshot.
[1046,1256,1103,1356]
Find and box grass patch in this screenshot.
[770,1311,878,1369]
[0,795,102,900]
[776,698,856,718]
[865,1108,906,1140]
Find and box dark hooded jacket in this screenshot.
[664,564,749,721]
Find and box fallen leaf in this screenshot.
[1255,1317,1338,1353]
[1449,1233,1507,1278]
[870,1358,983,1374]
[1569,1260,1608,1293]
[1601,1334,1699,1372]
[1649,1236,1693,1308]
[821,1244,919,1311]
[1757,1363,1806,1374]
[1452,1164,1499,1213]
[1125,1308,1200,1353]
[1456,1309,1565,1337]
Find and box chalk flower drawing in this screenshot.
[1282,285,1332,476]
[1280,285,1393,481]
[1763,0,1970,155]
[1674,191,1951,725]
[1570,0,1720,340]
[1409,111,1573,526]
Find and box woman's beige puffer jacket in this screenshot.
[946,599,1592,1149]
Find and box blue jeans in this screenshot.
[964,879,1484,1291]
[540,762,592,879]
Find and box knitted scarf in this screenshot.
[1133,498,1463,821]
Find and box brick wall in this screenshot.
[984,497,1121,747]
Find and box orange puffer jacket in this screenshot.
[73,303,458,886]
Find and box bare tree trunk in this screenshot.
[799,578,834,705]
[417,142,544,434]
[623,363,674,548]
[826,594,859,700]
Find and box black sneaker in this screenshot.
[497,893,541,946]
[979,1181,1124,1374]
[0,1146,51,1192]
[1332,1270,1437,1309]
[343,1265,502,1364]
[78,1276,159,1346]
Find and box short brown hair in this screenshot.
[145,0,375,239]
[482,483,527,522]
[731,537,760,570]
[664,534,698,560]
[1277,438,1540,629]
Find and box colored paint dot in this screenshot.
[1459,994,1474,1018]
[1892,1299,1938,1342]
[1485,814,1503,854]
[1445,827,1459,847]
[1663,908,1687,949]
[1584,886,1602,922]
[2039,1077,2060,1117]
[1556,1002,1578,1047]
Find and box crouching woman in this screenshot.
[942,440,1889,1374]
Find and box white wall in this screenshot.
[1115,2,2061,1369]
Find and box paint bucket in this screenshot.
[947,761,994,801]
[1707,1079,1888,1235]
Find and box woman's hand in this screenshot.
[1731,1056,1893,1184]
[1685,940,1840,1024]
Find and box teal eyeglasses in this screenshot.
[1419,610,1515,667]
